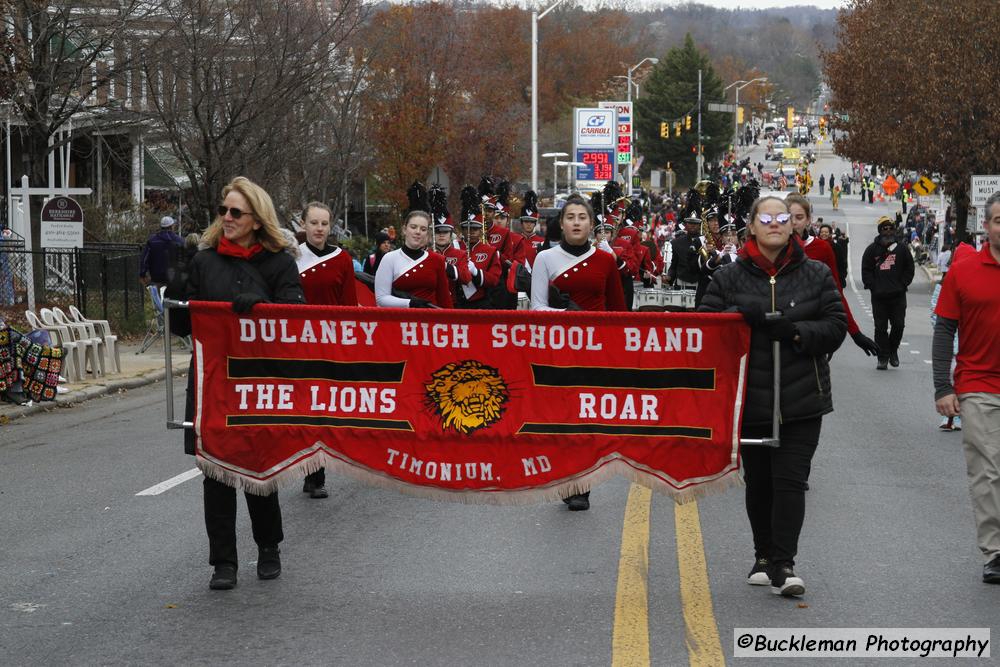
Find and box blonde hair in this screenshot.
[201,176,291,253]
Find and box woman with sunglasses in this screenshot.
[167,176,305,591]
[530,193,626,511]
[698,196,847,597]
[375,210,453,308]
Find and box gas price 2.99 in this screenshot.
[580,151,614,181]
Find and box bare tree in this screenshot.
[142,0,367,226]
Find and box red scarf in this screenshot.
[739,235,801,276]
[217,236,264,260]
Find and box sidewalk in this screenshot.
[0,337,189,423]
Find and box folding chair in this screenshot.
[25,310,81,382]
[68,305,120,374]
[40,308,100,378]
[138,284,165,354]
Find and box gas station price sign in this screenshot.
[576,149,615,182]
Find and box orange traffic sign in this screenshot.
[882,174,899,197]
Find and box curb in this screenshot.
[1,364,189,423]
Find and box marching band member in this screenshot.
[530,193,626,512]
[166,176,305,590]
[296,201,358,499]
[479,178,525,309]
[456,185,502,309]
[375,211,453,308]
[518,190,544,266]
[429,187,472,303]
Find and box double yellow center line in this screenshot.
[612,484,725,666]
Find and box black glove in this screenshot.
[736,303,766,328]
[232,293,266,314]
[408,297,434,308]
[761,315,798,342]
[446,264,458,282]
[851,331,880,357]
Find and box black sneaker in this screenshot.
[984,556,1000,584]
[889,350,900,367]
[302,480,315,494]
[769,562,805,597]
[257,546,281,580]
[747,558,770,585]
[309,485,329,499]
[564,493,590,511]
[209,564,237,590]
[876,357,888,370]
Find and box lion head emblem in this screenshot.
[425,360,508,434]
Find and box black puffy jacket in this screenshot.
[698,244,847,426]
[165,246,304,454]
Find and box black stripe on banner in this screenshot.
[517,423,712,438]
[531,365,715,390]
[227,415,412,430]
[228,358,404,383]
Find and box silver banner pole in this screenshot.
[739,340,781,448]
[163,298,193,430]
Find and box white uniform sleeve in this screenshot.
[529,249,561,311]
[374,251,413,308]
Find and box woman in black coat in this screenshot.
[167,176,304,590]
[699,196,847,597]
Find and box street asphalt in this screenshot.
[1,146,996,666]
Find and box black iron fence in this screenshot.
[0,242,147,334]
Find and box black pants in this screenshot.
[741,418,822,566]
[620,274,634,312]
[204,477,283,568]
[871,294,906,355]
[305,467,325,487]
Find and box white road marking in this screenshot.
[136,468,201,496]
[901,342,910,346]
[924,360,933,364]
[911,350,921,354]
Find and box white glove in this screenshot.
[467,260,479,277]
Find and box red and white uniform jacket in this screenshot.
[530,244,626,312]
[297,243,358,306]
[487,224,527,268]
[611,235,639,279]
[432,244,473,301]
[519,233,542,267]
[801,234,860,335]
[461,240,502,304]
[374,248,453,308]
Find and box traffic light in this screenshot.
[659,122,668,138]
[736,106,744,125]
[685,115,692,130]
[691,145,697,153]
[786,106,794,128]
[674,121,681,137]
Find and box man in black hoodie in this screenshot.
[861,216,915,370]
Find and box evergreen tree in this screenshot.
[635,34,730,187]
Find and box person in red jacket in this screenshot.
[785,194,880,357]
[457,187,502,308]
[296,201,359,499]
[518,190,544,266]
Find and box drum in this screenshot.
[662,289,697,311]
[517,293,530,311]
[633,288,667,311]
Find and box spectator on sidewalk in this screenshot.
[139,216,183,287]
[933,192,1000,585]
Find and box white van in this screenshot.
[763,122,777,138]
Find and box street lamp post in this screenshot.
[731,77,767,151]
[554,160,587,196]
[625,57,658,193]
[542,151,568,199]
[532,0,570,193]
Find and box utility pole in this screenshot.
[697,69,703,181]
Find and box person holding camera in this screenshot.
[699,196,847,597]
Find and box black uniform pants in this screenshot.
[204,477,283,568]
[871,294,907,355]
[304,467,325,487]
[620,273,634,311]
[741,418,822,566]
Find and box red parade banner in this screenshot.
[187,303,750,503]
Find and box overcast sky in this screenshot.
[676,1,845,7]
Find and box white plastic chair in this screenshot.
[54,306,118,375]
[25,310,81,382]
[40,307,100,378]
[68,305,120,374]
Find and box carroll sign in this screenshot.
[40,196,84,249]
